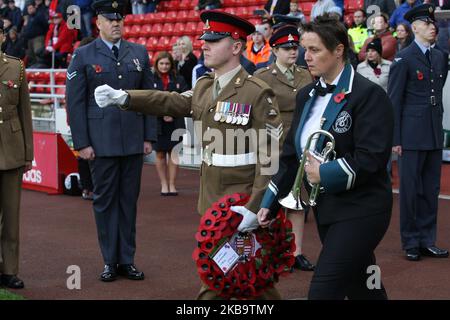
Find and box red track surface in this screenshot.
[16,164,450,299]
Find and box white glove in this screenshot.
[94,84,128,108]
[230,206,259,233]
[46,46,54,52]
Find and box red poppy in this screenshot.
[374,67,381,76]
[93,64,102,73]
[193,193,295,299]
[334,92,346,104]
[416,70,424,80]
[7,80,14,88]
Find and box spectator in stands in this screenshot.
[390,0,422,28]
[175,36,197,89]
[2,16,13,33]
[359,13,397,61]
[152,51,188,196]
[348,9,369,54]
[395,22,414,51]
[131,0,145,15]
[0,0,9,17]
[144,0,159,13]
[357,37,391,91]
[364,0,396,17]
[22,1,48,66]
[34,0,48,19]
[287,0,306,23]
[56,0,74,20]
[245,24,271,68]
[347,34,360,69]
[311,0,336,21]
[44,11,78,67]
[264,0,290,17]
[259,17,273,40]
[76,0,93,38]
[195,0,222,11]
[432,0,450,53]
[7,0,22,32]
[16,0,25,11]
[3,25,25,58]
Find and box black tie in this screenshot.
[425,49,431,63]
[315,80,336,96]
[112,45,119,59]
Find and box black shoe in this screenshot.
[405,248,421,261]
[100,264,118,282]
[420,246,449,258]
[293,254,315,271]
[0,275,24,289]
[117,264,145,280]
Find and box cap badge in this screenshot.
[429,6,433,13]
[204,19,210,30]
[288,34,294,41]
[112,1,118,9]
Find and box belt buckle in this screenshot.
[430,96,436,106]
[203,146,212,166]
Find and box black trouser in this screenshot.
[308,213,391,300]
[90,155,143,265]
[398,149,441,250]
[78,158,93,192]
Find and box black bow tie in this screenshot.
[315,81,336,96]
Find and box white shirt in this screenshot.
[300,66,345,152]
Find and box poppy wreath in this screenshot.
[192,193,295,299]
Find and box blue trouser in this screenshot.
[398,149,441,250]
[90,154,143,265]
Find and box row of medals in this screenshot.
[213,101,251,126]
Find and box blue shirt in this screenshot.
[101,38,121,51]
[389,1,422,28]
[414,39,431,55]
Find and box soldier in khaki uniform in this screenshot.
[254,25,316,272]
[95,10,283,299]
[0,20,33,289]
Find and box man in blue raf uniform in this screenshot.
[66,0,157,282]
[388,4,449,262]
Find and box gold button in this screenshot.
[0,120,3,124]
[117,62,121,66]
[209,108,214,112]
[190,110,193,115]
[0,107,2,112]
[293,89,297,92]
[118,75,122,79]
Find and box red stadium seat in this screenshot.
[149,23,163,37]
[177,10,189,22]
[235,6,250,19]
[165,11,178,23]
[156,36,171,51]
[146,37,158,51]
[153,11,167,24]
[136,37,147,46]
[127,37,137,44]
[186,10,200,22]
[346,0,364,12]
[124,14,134,26]
[129,25,141,38]
[184,21,197,36]
[143,12,156,24]
[169,36,178,48]
[55,71,66,83]
[193,38,203,50]
[134,14,146,25]
[173,22,185,36]
[224,7,237,15]
[196,21,204,34]
[123,25,131,38]
[179,0,193,10]
[161,23,175,37]
[140,24,152,37]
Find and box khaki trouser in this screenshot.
[197,284,282,300]
[0,167,24,275]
